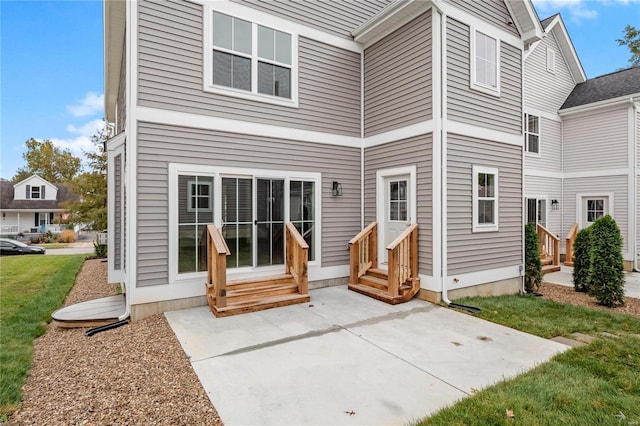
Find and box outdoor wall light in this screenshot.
[551,199,559,211]
[332,181,343,196]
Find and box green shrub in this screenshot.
[524,222,543,293]
[572,227,592,293]
[93,242,107,258]
[588,215,625,307]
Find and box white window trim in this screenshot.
[31,186,41,199]
[203,4,299,108]
[472,165,499,232]
[524,113,541,157]
[525,195,548,228]
[576,192,614,229]
[168,163,321,286]
[546,47,555,74]
[470,27,501,97]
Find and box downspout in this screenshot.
[361,49,365,229]
[520,47,526,294]
[439,9,451,306]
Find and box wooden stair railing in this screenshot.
[348,222,378,284]
[206,224,230,309]
[387,224,419,298]
[285,222,309,295]
[348,222,420,304]
[205,223,310,317]
[537,223,560,273]
[565,223,578,266]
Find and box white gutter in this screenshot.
[559,93,640,117]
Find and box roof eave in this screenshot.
[104,0,126,124]
[505,0,544,46]
[559,94,640,116]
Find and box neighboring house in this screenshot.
[0,175,77,235]
[524,13,640,271]
[104,0,546,320]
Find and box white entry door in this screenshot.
[382,175,411,263]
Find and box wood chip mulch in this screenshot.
[540,281,640,319]
[9,259,223,426]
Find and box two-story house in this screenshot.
[524,14,640,272]
[104,0,544,320]
[0,175,77,235]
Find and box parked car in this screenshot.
[0,238,46,256]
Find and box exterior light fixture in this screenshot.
[332,181,343,196]
[551,199,559,211]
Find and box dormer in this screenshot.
[13,175,59,201]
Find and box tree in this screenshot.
[524,222,543,293]
[63,122,109,230]
[617,25,640,67]
[588,215,625,307]
[12,138,82,182]
[572,227,591,293]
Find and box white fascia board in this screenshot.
[446,265,522,290]
[363,121,434,148]
[523,106,562,123]
[550,18,586,83]
[352,0,432,48]
[104,0,126,123]
[559,95,640,117]
[136,106,362,148]
[446,120,523,146]
[434,0,524,49]
[190,0,361,53]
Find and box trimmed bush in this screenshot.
[572,227,592,293]
[588,215,625,307]
[57,229,77,243]
[524,222,543,293]
[93,242,107,258]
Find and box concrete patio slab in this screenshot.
[165,286,568,425]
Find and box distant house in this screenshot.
[0,175,78,235]
[524,13,640,271]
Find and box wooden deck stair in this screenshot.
[541,256,561,274]
[205,224,310,317]
[537,224,561,275]
[348,223,420,305]
[207,273,309,317]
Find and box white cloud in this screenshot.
[66,92,104,117]
[66,118,105,138]
[48,119,106,160]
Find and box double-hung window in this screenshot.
[471,29,500,96]
[524,113,540,154]
[208,9,296,106]
[473,166,499,232]
[31,186,41,199]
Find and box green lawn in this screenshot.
[0,255,85,420]
[418,295,640,425]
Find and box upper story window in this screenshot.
[471,29,500,96]
[472,166,499,232]
[524,113,540,154]
[31,186,41,199]
[206,9,298,107]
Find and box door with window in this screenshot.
[383,175,411,263]
[526,198,546,228]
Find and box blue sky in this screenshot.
[1,0,639,181]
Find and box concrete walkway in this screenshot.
[166,286,567,425]
[544,266,640,299]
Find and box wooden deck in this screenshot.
[52,295,126,328]
[205,223,311,317]
[348,222,420,304]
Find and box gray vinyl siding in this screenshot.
[116,40,126,135]
[444,0,520,36]
[364,11,432,137]
[523,175,564,252]
[446,18,522,134]
[447,134,522,275]
[524,31,576,114]
[136,122,360,287]
[114,154,122,270]
[231,0,392,39]
[563,108,629,173]
[563,176,629,255]
[137,0,361,137]
[363,135,433,275]
[525,117,562,172]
